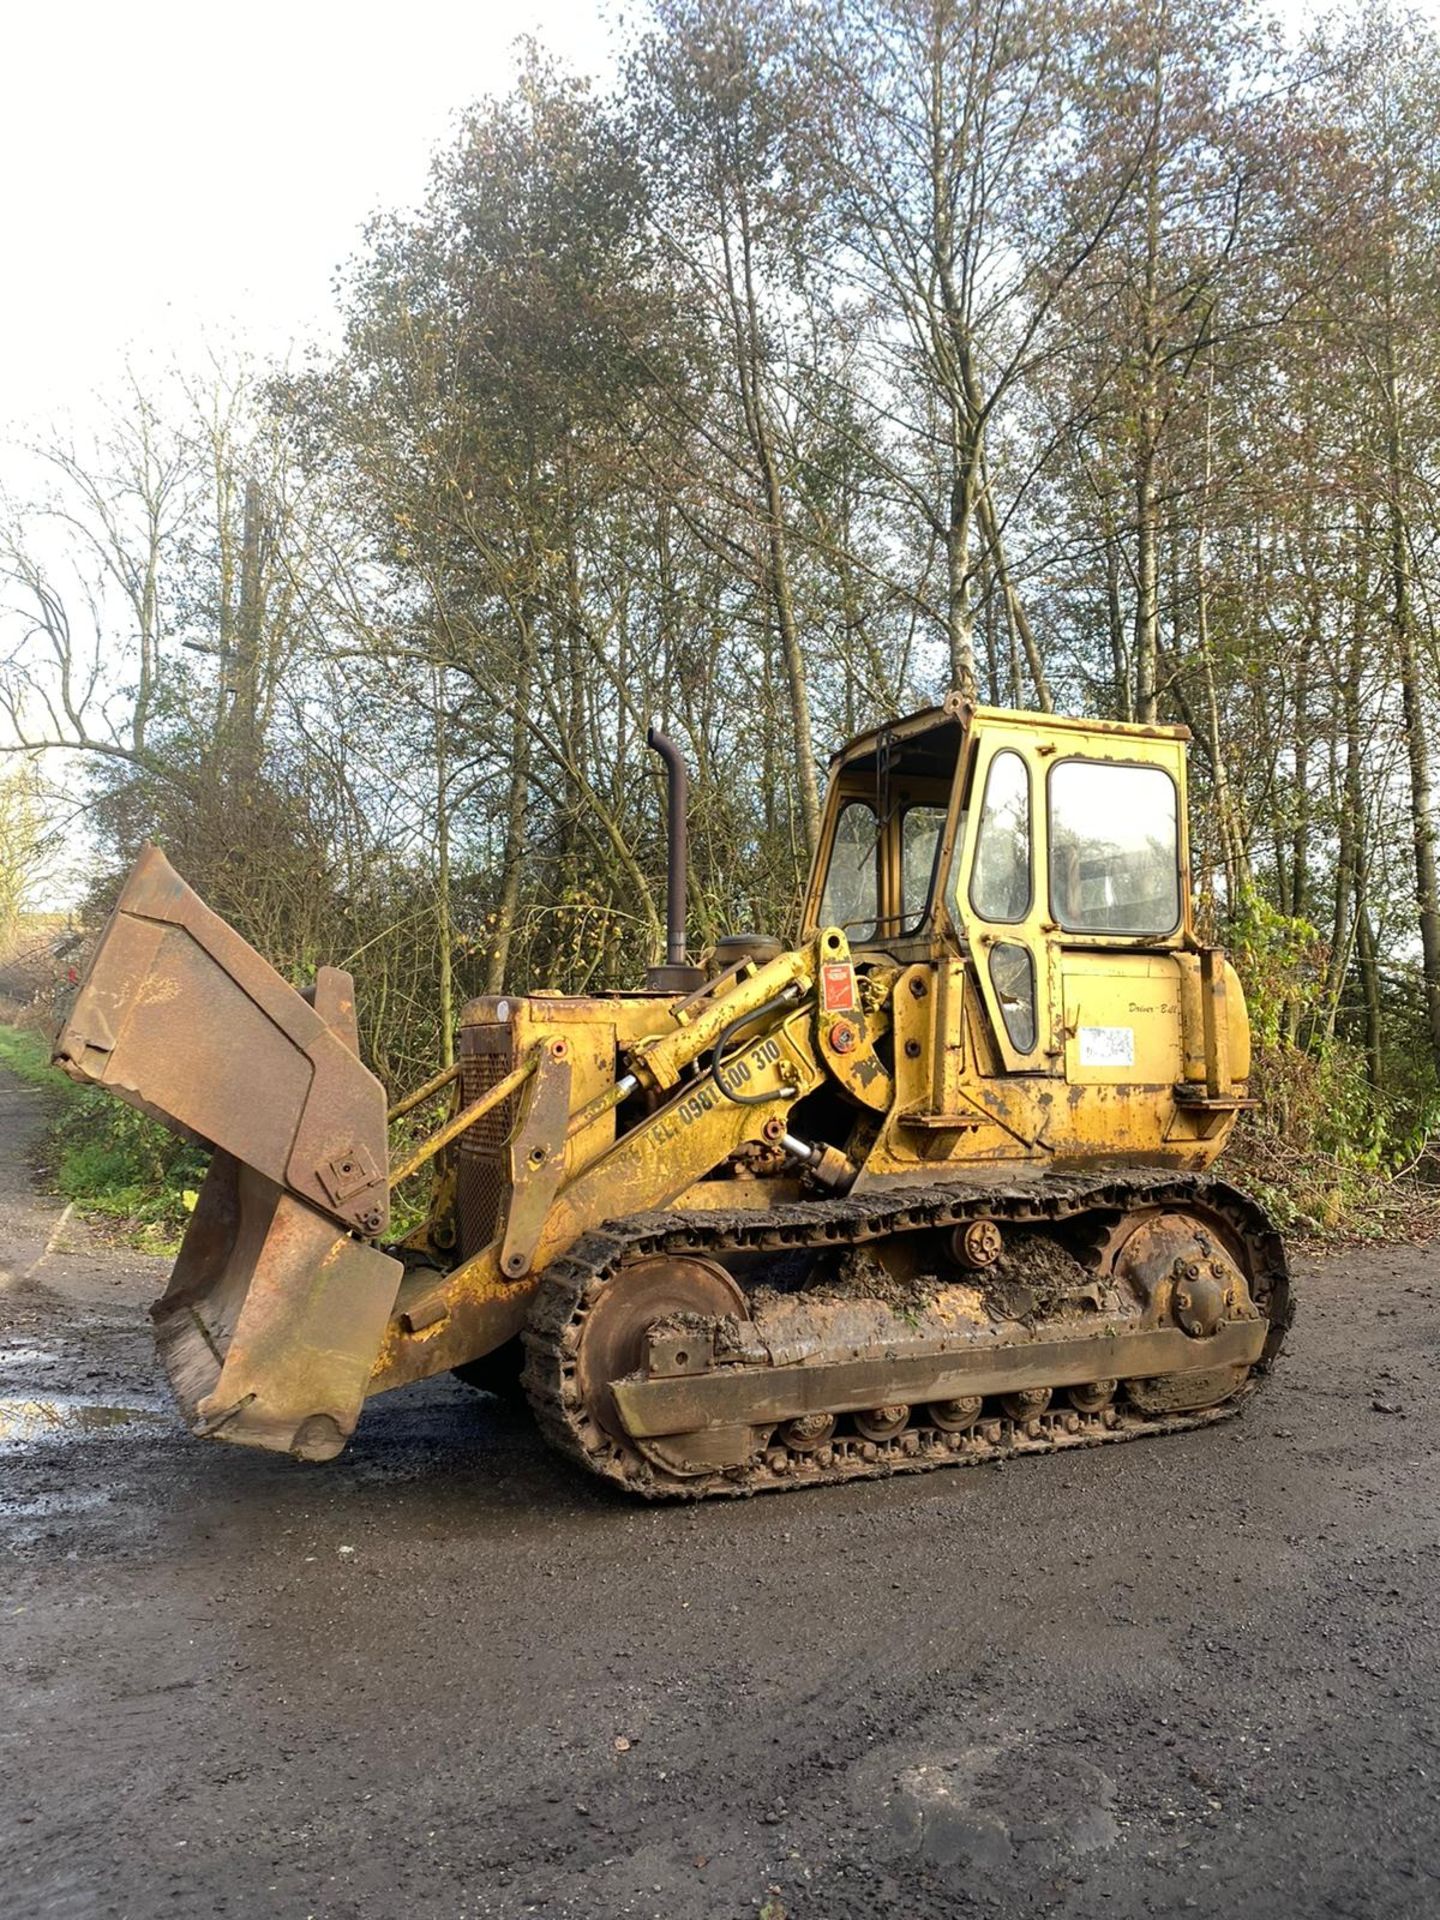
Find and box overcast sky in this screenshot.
[0,0,609,450]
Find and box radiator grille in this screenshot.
[455,1022,519,1259]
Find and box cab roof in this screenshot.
[828,695,1190,770]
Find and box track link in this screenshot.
[521,1171,1292,1500]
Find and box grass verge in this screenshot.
[0,1020,203,1253]
[0,1020,61,1088]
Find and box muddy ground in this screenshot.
[2,1066,1439,1920]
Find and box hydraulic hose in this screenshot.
[711,986,806,1106]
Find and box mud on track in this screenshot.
[2,1065,1439,1920]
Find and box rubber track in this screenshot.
[520,1170,1292,1501]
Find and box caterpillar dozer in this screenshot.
[53,697,1291,1498]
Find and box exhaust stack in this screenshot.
[646,725,704,993]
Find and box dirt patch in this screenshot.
[973,1229,1094,1327]
[825,1243,944,1311]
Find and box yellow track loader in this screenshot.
[53,698,1291,1497]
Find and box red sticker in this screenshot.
[821,961,857,1013]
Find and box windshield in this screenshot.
[817,794,949,942]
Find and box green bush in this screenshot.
[0,1021,203,1251]
[0,1020,61,1087]
[1222,893,1439,1239]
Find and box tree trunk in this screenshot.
[759,440,822,853]
[1327,548,1369,1043]
[1134,446,1159,724]
[432,662,454,1068]
[232,478,265,782]
[978,470,1051,711]
[486,618,534,995]
[1105,526,1132,722]
[1355,902,1384,1092]
[944,452,979,699]
[1285,595,1316,1042]
[726,187,821,856]
[1133,54,1163,726]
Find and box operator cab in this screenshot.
[803,695,1193,1070]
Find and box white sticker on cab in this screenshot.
[1078,1025,1135,1068]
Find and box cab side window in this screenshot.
[1049,761,1180,935]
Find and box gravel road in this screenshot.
[2,1065,1439,1920]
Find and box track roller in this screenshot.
[854,1405,910,1442]
[929,1395,983,1432]
[1000,1387,1051,1422]
[1068,1380,1117,1414]
[781,1412,836,1451]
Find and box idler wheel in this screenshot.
[576,1254,747,1443]
[854,1404,910,1442]
[1105,1209,1249,1328]
[1068,1379,1117,1414]
[781,1411,836,1452]
[1000,1386,1051,1422]
[929,1395,983,1432]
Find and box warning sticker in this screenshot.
[1078,1025,1135,1068]
[821,961,858,1013]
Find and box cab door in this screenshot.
[950,732,1061,1076]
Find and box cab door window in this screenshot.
[820,799,879,941]
[970,751,1032,923]
[988,942,1038,1053]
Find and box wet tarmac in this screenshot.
[2,1067,1440,1918]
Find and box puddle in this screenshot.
[886,1744,1119,1883]
[0,1396,172,1451]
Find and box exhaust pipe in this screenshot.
[646,725,704,992]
